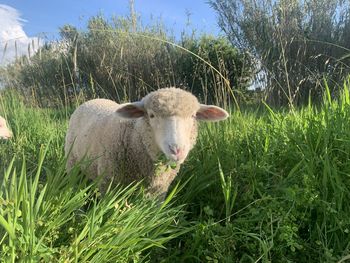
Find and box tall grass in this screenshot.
[0,152,187,262]
[2,81,350,262]
[157,82,350,262]
[0,91,187,262]
[2,68,350,261]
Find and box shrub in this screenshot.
[210,0,350,106]
[1,15,254,107]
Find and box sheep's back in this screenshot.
[65,99,121,165]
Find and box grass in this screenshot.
[0,91,187,262]
[1,84,350,262]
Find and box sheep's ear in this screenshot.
[196,104,229,122]
[116,102,145,119]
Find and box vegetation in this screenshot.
[0,92,186,262]
[210,0,350,106]
[1,3,350,262]
[1,83,350,261]
[0,15,253,107]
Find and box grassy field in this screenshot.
[1,86,350,262]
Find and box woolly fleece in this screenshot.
[0,116,12,139]
[65,88,200,198]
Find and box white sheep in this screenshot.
[0,116,12,139]
[65,87,229,198]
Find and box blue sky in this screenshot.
[1,0,221,38]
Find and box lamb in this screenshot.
[0,116,12,140]
[64,87,229,199]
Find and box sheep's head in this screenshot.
[0,117,12,140]
[116,88,229,164]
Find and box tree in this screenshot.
[210,0,350,106]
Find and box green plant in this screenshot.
[2,24,350,261]
[0,90,187,262]
[0,13,253,108]
[210,0,350,106]
[0,147,187,262]
[218,160,237,224]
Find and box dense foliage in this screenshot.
[1,7,350,263]
[0,92,186,262]
[210,0,350,106]
[1,85,350,262]
[0,15,253,107]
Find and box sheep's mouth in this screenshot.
[165,151,186,164]
[158,147,186,164]
[156,153,179,168]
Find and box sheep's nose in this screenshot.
[169,144,182,156]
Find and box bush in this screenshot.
[1,15,254,107]
[210,0,350,106]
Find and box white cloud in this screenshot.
[0,4,41,65]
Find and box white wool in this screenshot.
[65,88,229,199]
[0,116,12,139]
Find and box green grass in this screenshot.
[0,91,187,262]
[1,86,350,262]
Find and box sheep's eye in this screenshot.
[149,113,155,119]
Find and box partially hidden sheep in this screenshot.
[64,87,229,199]
[0,116,12,140]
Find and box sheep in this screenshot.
[64,87,229,199]
[0,116,12,139]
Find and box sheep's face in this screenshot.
[147,112,197,163]
[116,88,229,163]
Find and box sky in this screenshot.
[0,0,222,65]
